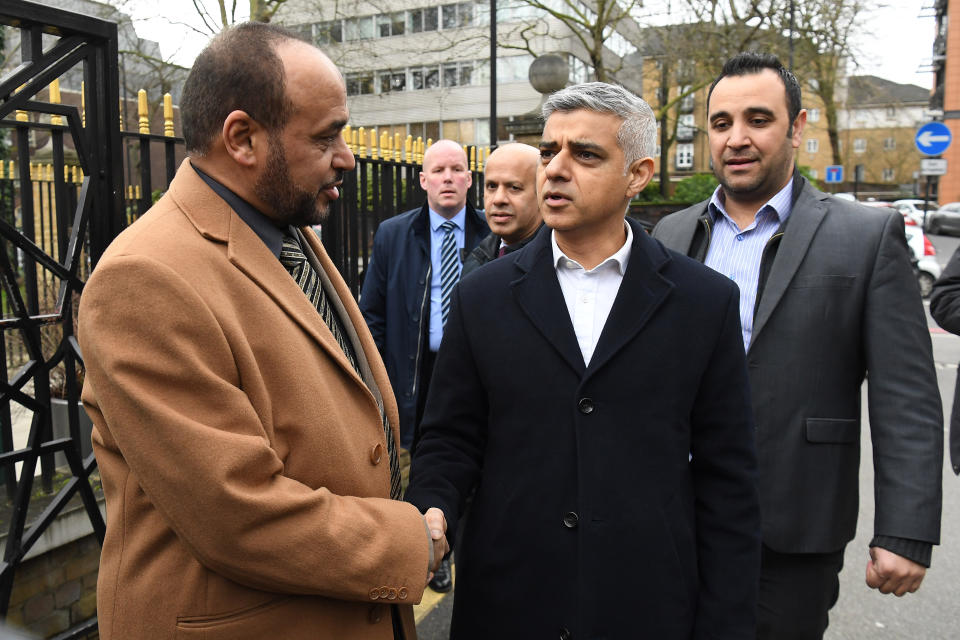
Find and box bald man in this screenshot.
[462,143,544,277]
[361,140,489,591]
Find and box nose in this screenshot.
[334,134,356,171]
[491,185,509,205]
[543,150,569,182]
[725,121,750,149]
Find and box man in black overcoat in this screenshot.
[406,81,761,639]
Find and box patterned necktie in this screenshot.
[439,220,460,326]
[497,246,507,258]
[280,234,402,500]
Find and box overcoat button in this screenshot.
[398,587,408,600]
[388,588,398,600]
[378,586,390,598]
[369,588,380,600]
[371,444,383,465]
[562,512,579,528]
[368,604,383,623]
[578,398,594,414]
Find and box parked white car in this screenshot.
[893,199,937,227]
[862,201,939,297]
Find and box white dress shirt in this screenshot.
[551,222,633,366]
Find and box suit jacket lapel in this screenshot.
[750,182,828,349]
[170,160,364,386]
[511,228,586,376]
[588,220,673,375]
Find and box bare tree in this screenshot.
[777,0,876,166]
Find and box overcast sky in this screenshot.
[125,0,936,89]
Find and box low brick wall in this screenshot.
[6,533,99,638]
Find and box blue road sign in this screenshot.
[825,165,844,183]
[915,122,952,156]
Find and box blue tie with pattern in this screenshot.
[438,220,460,326]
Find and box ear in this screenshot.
[791,109,807,149]
[625,157,655,199]
[419,171,428,190]
[222,110,265,169]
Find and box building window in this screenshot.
[344,16,374,41]
[675,143,694,170]
[808,108,820,122]
[886,106,896,118]
[314,20,343,44]
[379,71,406,93]
[679,86,694,113]
[805,139,819,153]
[883,137,896,150]
[882,168,895,182]
[410,7,439,32]
[808,169,818,179]
[377,12,406,37]
[443,63,460,87]
[853,138,867,154]
[346,73,374,96]
[411,66,441,90]
[677,114,694,141]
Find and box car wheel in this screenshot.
[928,222,941,235]
[918,272,935,299]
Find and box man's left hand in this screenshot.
[865,547,926,596]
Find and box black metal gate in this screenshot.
[0,0,124,636]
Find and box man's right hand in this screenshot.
[425,507,449,582]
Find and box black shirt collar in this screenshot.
[192,164,286,258]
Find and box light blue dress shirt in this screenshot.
[704,179,794,350]
[428,207,466,352]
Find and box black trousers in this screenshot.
[411,348,437,455]
[757,545,845,640]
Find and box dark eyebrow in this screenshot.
[568,140,605,156]
[539,141,558,151]
[744,107,775,119]
[708,110,730,124]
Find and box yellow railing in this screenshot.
[341,126,490,171]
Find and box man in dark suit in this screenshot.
[360,139,488,592]
[462,142,543,277]
[405,81,761,639]
[653,52,943,640]
[929,247,960,476]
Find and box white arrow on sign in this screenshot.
[918,131,951,147]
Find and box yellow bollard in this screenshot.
[138,89,149,134]
[50,79,63,126]
[380,130,389,160]
[358,127,366,157]
[405,135,413,163]
[370,130,378,160]
[163,93,175,137]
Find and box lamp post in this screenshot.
[490,0,497,147]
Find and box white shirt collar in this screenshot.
[550,220,633,275]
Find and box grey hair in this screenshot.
[542,82,657,171]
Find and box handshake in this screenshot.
[425,507,450,585]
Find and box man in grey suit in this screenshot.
[653,52,942,640]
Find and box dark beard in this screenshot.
[254,138,329,227]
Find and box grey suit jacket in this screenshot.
[653,178,943,556]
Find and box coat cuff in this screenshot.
[870,536,933,568]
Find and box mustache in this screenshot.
[319,171,345,190]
